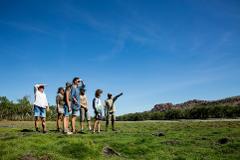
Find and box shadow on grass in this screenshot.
[20,129,34,132]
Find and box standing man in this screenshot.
[71,77,85,133]
[80,88,92,132]
[33,84,49,133]
[105,92,123,131]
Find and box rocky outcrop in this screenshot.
[151,96,240,112]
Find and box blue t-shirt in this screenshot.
[71,82,85,110]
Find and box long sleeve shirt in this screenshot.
[105,93,123,114]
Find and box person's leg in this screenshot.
[87,120,92,131]
[35,117,39,131]
[111,114,116,131]
[59,114,64,131]
[57,113,60,131]
[63,105,69,132]
[86,110,91,131]
[105,114,109,131]
[39,107,47,133]
[80,108,84,131]
[97,121,101,133]
[71,115,76,133]
[41,117,46,133]
[93,120,98,133]
[34,105,40,131]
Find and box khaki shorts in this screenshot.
[106,113,116,121]
[80,107,91,122]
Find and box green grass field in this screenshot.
[0,120,240,160]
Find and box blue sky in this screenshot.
[0,0,240,115]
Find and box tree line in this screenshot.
[117,105,240,121]
[1,96,240,121]
[0,96,56,121]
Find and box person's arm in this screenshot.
[82,96,88,110]
[79,79,86,89]
[85,96,88,109]
[113,92,123,102]
[34,84,40,94]
[66,90,72,112]
[56,96,59,112]
[44,94,49,111]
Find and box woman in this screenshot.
[93,89,103,133]
[56,87,65,132]
[63,82,72,135]
[80,88,92,132]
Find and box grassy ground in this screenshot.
[0,120,240,160]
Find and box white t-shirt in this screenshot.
[34,87,48,108]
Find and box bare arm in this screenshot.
[66,90,72,111]
[56,96,60,112]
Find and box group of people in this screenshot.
[33,77,123,134]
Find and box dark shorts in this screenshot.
[95,112,102,120]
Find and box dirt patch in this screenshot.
[152,131,165,137]
[162,140,181,145]
[39,155,51,160]
[18,154,37,160]
[103,146,121,156]
[18,154,51,160]
[218,138,229,144]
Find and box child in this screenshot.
[105,92,123,131]
[63,82,72,135]
[33,84,49,133]
[80,88,91,132]
[56,87,65,132]
[93,89,103,133]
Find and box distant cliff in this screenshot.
[117,96,240,121]
[151,96,240,112]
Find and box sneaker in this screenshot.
[36,127,40,132]
[43,130,47,134]
[66,131,73,135]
